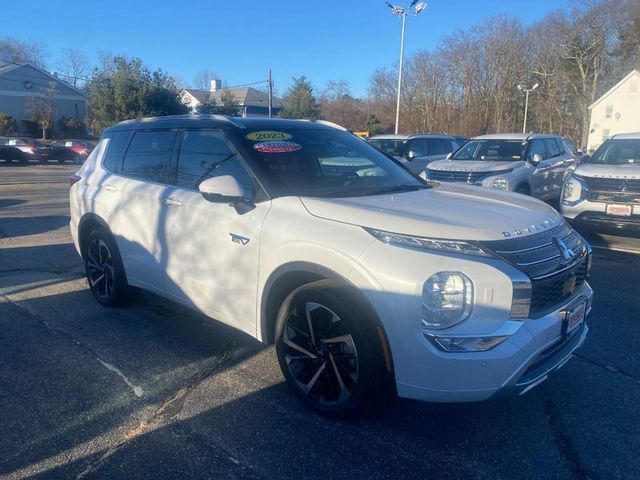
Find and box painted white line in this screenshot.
[97,358,144,398]
[591,245,640,254]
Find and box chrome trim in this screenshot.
[424,320,523,340]
[516,253,562,267]
[495,240,553,255]
[530,253,587,281]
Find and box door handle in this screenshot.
[104,184,118,192]
[165,197,183,207]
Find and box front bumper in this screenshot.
[562,199,640,227]
[395,284,592,402]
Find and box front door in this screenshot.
[161,129,270,333]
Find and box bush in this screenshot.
[58,117,87,138]
[0,113,17,136]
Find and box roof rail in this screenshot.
[187,114,246,128]
[301,119,348,131]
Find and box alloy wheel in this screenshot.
[86,238,115,301]
[282,302,359,405]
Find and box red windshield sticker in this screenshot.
[253,141,302,153]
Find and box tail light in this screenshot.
[71,145,89,156]
[69,174,81,188]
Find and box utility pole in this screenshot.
[268,69,273,118]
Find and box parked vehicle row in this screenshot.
[0,137,94,164]
[70,115,592,418]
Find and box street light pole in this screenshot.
[518,82,539,133]
[386,1,427,135]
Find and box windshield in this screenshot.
[589,139,640,165]
[368,138,406,157]
[240,129,425,198]
[452,140,525,161]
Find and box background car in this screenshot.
[50,140,94,164]
[563,137,588,162]
[424,133,577,200]
[368,133,464,174]
[0,137,53,164]
[561,132,640,229]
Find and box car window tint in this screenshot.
[543,138,560,157]
[528,139,546,160]
[122,131,175,183]
[177,130,255,200]
[103,131,131,173]
[555,138,567,155]
[427,139,450,155]
[408,138,428,157]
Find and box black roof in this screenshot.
[103,115,345,134]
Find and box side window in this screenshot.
[555,138,567,155]
[102,131,131,172]
[176,130,256,200]
[407,139,428,157]
[427,139,449,155]
[528,139,546,161]
[121,131,175,183]
[543,138,560,158]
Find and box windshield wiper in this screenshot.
[364,185,428,196]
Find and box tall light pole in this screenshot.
[517,82,539,133]
[385,1,427,134]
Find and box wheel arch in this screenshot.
[77,212,112,257]
[260,261,395,380]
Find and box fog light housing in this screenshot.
[491,177,508,190]
[421,272,473,330]
[426,334,510,352]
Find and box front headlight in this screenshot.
[491,177,508,190]
[562,174,588,206]
[365,228,491,257]
[421,272,473,329]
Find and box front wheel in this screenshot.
[84,229,129,306]
[275,280,386,418]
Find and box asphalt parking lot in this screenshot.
[1,164,639,480]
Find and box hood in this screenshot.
[575,163,640,179]
[428,159,525,173]
[299,183,560,241]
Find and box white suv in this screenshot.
[561,133,640,228]
[424,133,577,199]
[70,115,593,417]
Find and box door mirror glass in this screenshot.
[199,175,244,203]
[406,150,417,161]
[531,153,543,165]
[446,152,452,159]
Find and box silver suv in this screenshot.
[424,133,577,199]
[368,134,463,175]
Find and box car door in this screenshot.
[161,129,270,333]
[102,129,176,293]
[527,139,552,198]
[543,137,570,198]
[403,138,429,174]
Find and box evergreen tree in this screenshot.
[279,76,320,119]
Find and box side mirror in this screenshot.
[531,153,543,165]
[406,150,417,161]
[446,152,452,159]
[199,176,255,214]
[199,175,244,202]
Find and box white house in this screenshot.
[587,69,640,151]
[0,62,87,133]
[181,80,285,117]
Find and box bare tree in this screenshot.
[0,37,47,67]
[28,82,57,139]
[56,48,90,88]
[193,69,220,90]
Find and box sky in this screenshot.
[0,0,570,97]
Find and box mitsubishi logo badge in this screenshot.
[448,173,455,181]
[618,180,628,192]
[554,236,576,261]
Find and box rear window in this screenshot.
[102,131,131,173]
[121,130,175,183]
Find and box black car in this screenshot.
[50,140,94,164]
[0,138,53,163]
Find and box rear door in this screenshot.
[102,130,176,292]
[527,139,551,198]
[543,137,570,198]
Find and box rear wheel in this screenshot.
[275,280,386,418]
[84,229,129,306]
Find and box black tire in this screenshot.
[84,228,129,306]
[515,184,530,195]
[275,279,386,418]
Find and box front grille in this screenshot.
[479,221,589,317]
[584,176,640,193]
[587,191,640,204]
[429,170,486,184]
